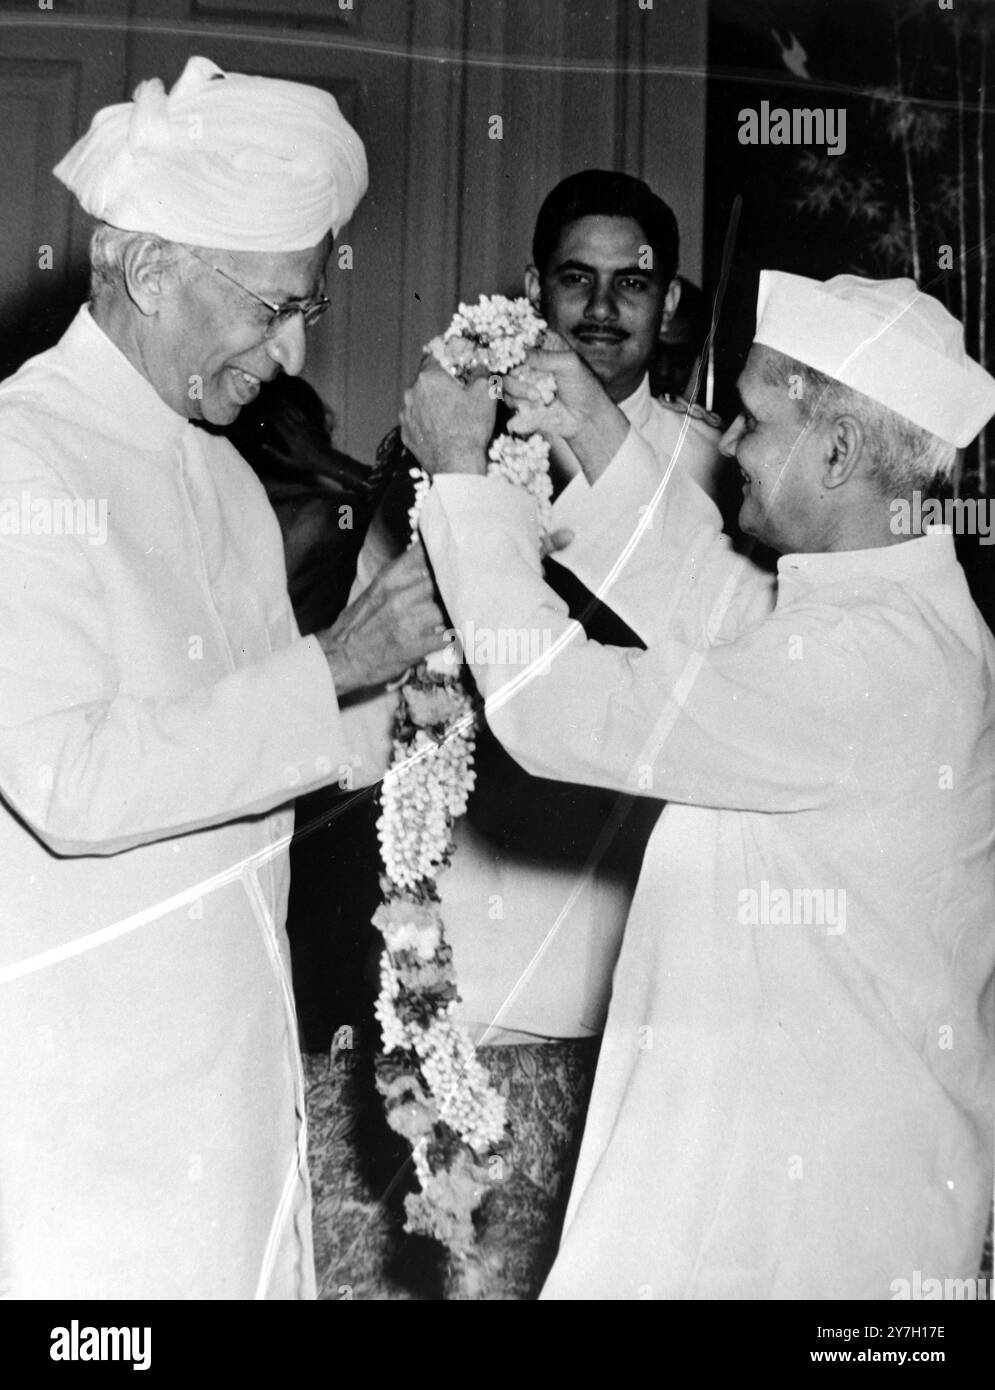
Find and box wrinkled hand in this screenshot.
[318,541,446,694]
[400,359,496,475]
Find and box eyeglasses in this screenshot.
[183,247,331,335]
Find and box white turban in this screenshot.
[53,55,368,251]
[754,271,995,448]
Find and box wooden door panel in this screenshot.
[0,0,130,377]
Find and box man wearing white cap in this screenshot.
[400,271,995,1298]
[0,57,445,1299]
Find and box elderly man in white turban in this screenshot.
[0,57,446,1299]
[399,271,995,1299]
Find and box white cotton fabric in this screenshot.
[345,377,731,1041]
[754,270,995,448]
[54,55,368,250]
[0,308,382,1298]
[442,379,729,1041]
[420,434,995,1298]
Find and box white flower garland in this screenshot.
[372,295,554,1256]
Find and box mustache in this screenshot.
[572,324,628,342]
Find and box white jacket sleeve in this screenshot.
[0,450,360,856]
[547,427,773,647]
[420,475,885,813]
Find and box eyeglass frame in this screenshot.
[182,246,331,336]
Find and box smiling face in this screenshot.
[147,239,331,426]
[719,346,832,554]
[527,215,673,405]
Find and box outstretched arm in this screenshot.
[419,474,870,813]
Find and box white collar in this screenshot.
[61,306,191,448]
[618,374,653,432]
[777,531,959,592]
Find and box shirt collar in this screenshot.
[777,530,959,594]
[618,373,653,431]
[61,306,191,448]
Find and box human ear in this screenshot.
[524,264,542,311]
[822,415,865,490]
[121,237,180,317]
[660,276,682,330]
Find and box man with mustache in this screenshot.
[524,168,723,500]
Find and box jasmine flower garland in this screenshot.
[373,295,555,1258]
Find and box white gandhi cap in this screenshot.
[754,271,995,448]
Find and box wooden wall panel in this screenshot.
[0,0,130,378]
[0,62,80,332]
[638,0,708,286]
[394,5,469,411]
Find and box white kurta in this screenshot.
[445,382,724,1041]
[420,431,995,1299]
[352,379,725,1041]
[0,309,376,1299]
